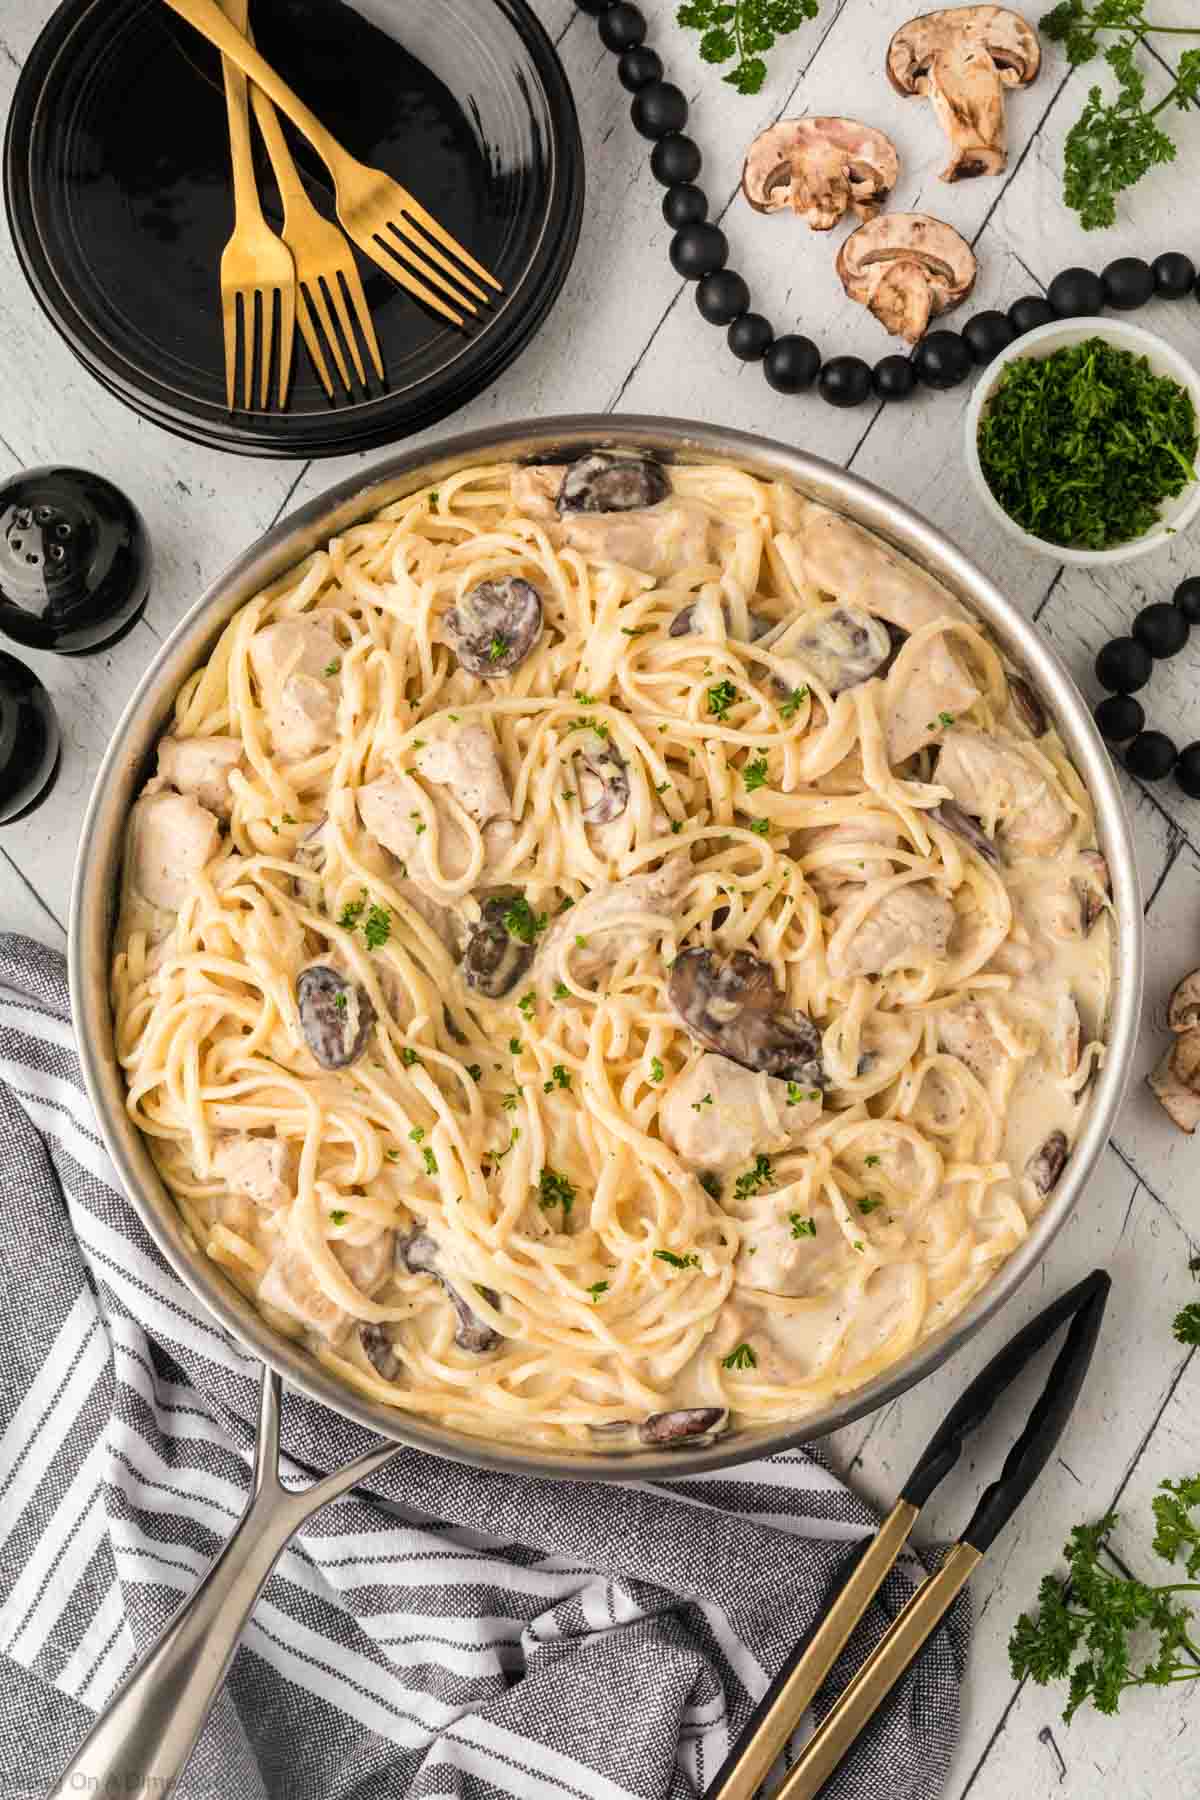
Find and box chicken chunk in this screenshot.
[156,735,243,820]
[248,616,342,761]
[510,465,560,520]
[660,1052,821,1174]
[257,1229,394,1344]
[358,775,513,898]
[414,725,511,830]
[792,506,967,635]
[538,857,690,996]
[937,999,1008,1083]
[562,501,713,579]
[802,816,900,901]
[828,883,954,979]
[211,1134,295,1211]
[936,731,1072,859]
[125,790,221,915]
[886,636,981,764]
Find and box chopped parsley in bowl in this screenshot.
[965,319,1200,567]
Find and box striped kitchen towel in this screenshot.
[0,933,968,1800]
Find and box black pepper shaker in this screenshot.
[0,467,150,655]
[0,650,60,822]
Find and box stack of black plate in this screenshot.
[4,0,584,457]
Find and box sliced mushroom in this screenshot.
[837,213,977,344]
[930,799,1000,866]
[292,814,328,899]
[359,1321,401,1381]
[462,896,536,999]
[557,453,670,515]
[443,576,543,678]
[1007,675,1047,738]
[296,966,375,1069]
[1168,971,1200,1035]
[669,947,825,1088]
[399,1231,501,1352]
[1149,1031,1200,1132]
[1025,1128,1068,1195]
[670,599,772,641]
[741,116,900,231]
[577,740,630,826]
[638,1405,729,1447]
[1077,851,1111,935]
[887,7,1042,183]
[769,605,894,695]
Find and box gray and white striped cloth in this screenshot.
[0,934,968,1800]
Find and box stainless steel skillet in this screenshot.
[64,415,1142,1790]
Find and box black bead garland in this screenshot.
[598,3,645,51]
[617,46,662,91]
[819,356,872,407]
[1176,744,1200,800]
[1153,252,1196,299]
[1095,693,1145,743]
[651,134,702,186]
[1126,730,1178,781]
[662,183,707,229]
[1091,583,1200,799]
[963,311,1016,365]
[873,355,916,399]
[764,335,820,394]
[1102,257,1155,311]
[669,222,727,279]
[913,331,972,389]
[1134,601,1190,659]
[1174,577,1200,622]
[1009,295,1055,335]
[1048,267,1105,318]
[575,0,611,12]
[631,81,688,139]
[727,313,774,361]
[696,269,749,325]
[1096,636,1153,693]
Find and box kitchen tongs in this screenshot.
[706,1268,1111,1800]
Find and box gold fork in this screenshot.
[244,18,382,396]
[216,0,295,408]
[165,0,501,329]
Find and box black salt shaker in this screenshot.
[0,467,150,654]
[0,650,60,822]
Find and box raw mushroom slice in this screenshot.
[837,213,977,344]
[296,966,375,1069]
[887,7,1042,183]
[1168,970,1200,1035]
[765,605,893,695]
[443,576,543,678]
[741,116,900,231]
[462,896,536,999]
[930,799,1000,866]
[1149,1029,1200,1132]
[669,947,825,1088]
[557,453,671,514]
[359,1322,401,1381]
[399,1231,501,1352]
[1025,1128,1068,1196]
[638,1406,729,1447]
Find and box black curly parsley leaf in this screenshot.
[676,0,818,96]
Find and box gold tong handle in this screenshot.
[163,0,349,177]
[708,1500,919,1800]
[774,1540,982,1800]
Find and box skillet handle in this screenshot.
[49,1366,403,1798]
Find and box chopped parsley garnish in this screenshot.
[699,1172,721,1200]
[789,1214,817,1238]
[333,991,347,1015]
[780,685,809,719]
[858,1194,885,1215]
[329,1209,347,1225]
[543,1064,572,1094]
[509,1037,523,1055]
[494,1127,520,1164]
[749,818,770,837]
[573,690,596,704]
[400,1047,422,1068]
[553,981,570,1001]
[488,632,510,663]
[864,1154,880,1167]
[649,1056,665,1084]
[282,812,296,825]
[409,1126,425,1143]
[517,991,536,1019]
[538,1168,576,1214]
[586,1280,610,1300]
[670,821,684,834]
[422,1147,438,1176]
[785,1082,808,1106]
[503,897,548,945]
[323,658,341,677]
[655,780,671,794]
[691,1092,713,1113]
[743,754,769,792]
[575,935,588,949]
[363,903,391,950]
[502,1091,519,1111]
[337,893,367,929]
[707,679,739,721]
[654,1248,700,1270]
[467,1063,482,1083]
[621,625,652,637]
[721,1342,757,1371]
[938,711,956,727]
[734,1154,773,1199]
[384,1149,399,1163]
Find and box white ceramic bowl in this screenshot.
[964,316,1200,567]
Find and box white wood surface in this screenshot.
[4,0,1200,1789]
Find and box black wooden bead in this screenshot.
[912,331,972,390]
[1102,256,1154,311]
[662,183,707,229]
[1094,693,1145,743]
[1095,636,1152,693]
[697,269,749,325]
[598,2,645,49]
[764,334,820,394]
[617,45,662,90]
[669,222,727,279]
[1008,295,1055,335]
[1176,742,1200,799]
[631,81,688,139]
[727,312,773,361]
[1126,730,1177,781]
[1174,577,1200,623]
[1048,267,1105,317]
[819,355,872,407]
[575,0,613,12]
[1153,252,1196,299]
[1134,600,1190,659]
[651,134,701,186]
[963,310,1016,365]
[873,355,916,400]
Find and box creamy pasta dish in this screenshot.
[112,452,1112,1450]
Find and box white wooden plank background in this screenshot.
[4,0,1200,1790]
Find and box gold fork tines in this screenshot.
[216,0,295,408]
[166,0,502,329]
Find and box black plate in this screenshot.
[5,0,583,457]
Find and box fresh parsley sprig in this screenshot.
[676,0,819,96]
